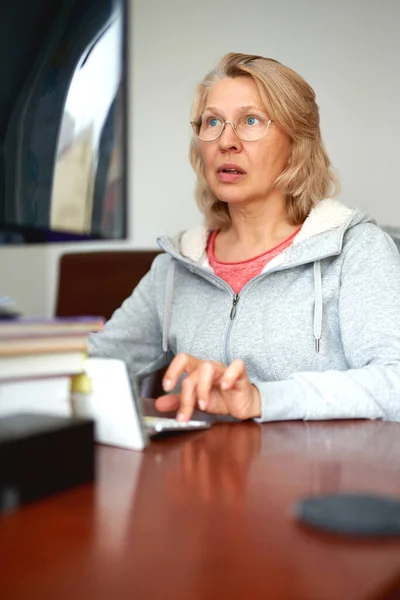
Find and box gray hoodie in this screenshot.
[88,198,400,422]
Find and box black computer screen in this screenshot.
[0,0,128,244]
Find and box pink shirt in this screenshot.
[207,228,300,294]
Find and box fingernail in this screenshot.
[198,400,206,411]
[163,379,172,391]
[177,412,186,422]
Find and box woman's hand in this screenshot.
[154,353,261,422]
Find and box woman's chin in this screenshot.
[208,179,252,205]
[214,190,247,205]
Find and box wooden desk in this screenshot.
[2,419,400,600]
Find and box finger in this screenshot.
[162,353,197,392]
[177,373,198,422]
[154,394,180,412]
[196,361,222,411]
[220,359,247,390]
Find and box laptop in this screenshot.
[72,357,211,450]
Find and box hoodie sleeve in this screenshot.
[254,225,400,422]
[87,254,172,383]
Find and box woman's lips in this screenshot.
[217,171,245,183]
[216,166,246,183]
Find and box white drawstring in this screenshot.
[313,260,323,353]
[162,259,176,353]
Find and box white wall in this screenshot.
[1,0,399,317]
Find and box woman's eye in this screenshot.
[209,117,221,127]
[246,116,261,126]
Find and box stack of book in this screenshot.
[0,317,104,418]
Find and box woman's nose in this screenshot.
[218,121,242,151]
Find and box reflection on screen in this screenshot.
[0,0,127,243]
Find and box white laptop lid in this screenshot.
[73,357,149,451]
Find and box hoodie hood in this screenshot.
[158,198,375,267]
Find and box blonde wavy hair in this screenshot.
[190,53,339,229]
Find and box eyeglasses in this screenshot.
[190,115,272,142]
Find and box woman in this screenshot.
[89,53,400,423]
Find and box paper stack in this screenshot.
[0,317,104,418]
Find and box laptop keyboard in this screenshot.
[143,416,211,433]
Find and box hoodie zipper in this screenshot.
[223,293,240,364]
[230,293,240,320]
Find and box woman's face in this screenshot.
[198,76,292,208]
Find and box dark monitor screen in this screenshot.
[0,0,128,244]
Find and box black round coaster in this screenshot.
[293,493,400,536]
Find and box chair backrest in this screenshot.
[55,250,160,320]
[55,250,165,397]
[381,227,400,253]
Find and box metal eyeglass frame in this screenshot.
[190,118,272,142]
